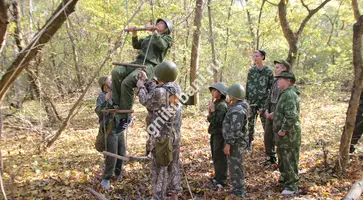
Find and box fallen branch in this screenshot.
[101,109,134,114]
[86,188,107,200]
[102,151,149,162]
[343,177,363,200]
[0,173,7,200]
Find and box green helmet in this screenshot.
[227,84,246,100]
[157,18,172,35]
[98,76,108,90]
[209,82,227,96]
[154,60,178,83]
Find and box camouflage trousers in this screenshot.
[227,143,246,197]
[210,133,227,184]
[248,105,266,141]
[102,127,126,180]
[277,147,300,191]
[151,143,182,200]
[264,117,276,158]
[351,104,363,147]
[111,60,155,119]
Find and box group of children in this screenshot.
[94,17,302,198]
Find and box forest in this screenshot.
[0,0,363,199]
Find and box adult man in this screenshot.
[350,90,363,153]
[262,60,291,166]
[245,50,274,151]
[273,71,301,195]
[111,18,173,131]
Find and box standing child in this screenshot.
[95,75,126,190]
[207,82,228,188]
[137,60,182,200]
[222,84,249,198]
[273,71,301,195]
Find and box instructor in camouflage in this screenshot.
[137,60,182,200]
[273,71,301,195]
[223,83,248,198]
[262,60,291,166]
[246,50,274,150]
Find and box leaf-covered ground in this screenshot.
[1,86,363,199]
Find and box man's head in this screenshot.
[275,71,296,90]
[156,19,172,34]
[98,75,112,92]
[274,60,291,75]
[226,83,246,103]
[253,50,266,65]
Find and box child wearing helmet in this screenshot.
[222,83,249,198]
[207,82,228,189]
[136,60,182,200]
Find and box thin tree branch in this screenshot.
[300,0,310,12]
[297,0,331,36]
[266,0,278,6]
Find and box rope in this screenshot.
[142,0,156,66]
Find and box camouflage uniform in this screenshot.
[138,82,182,200]
[273,86,301,192]
[111,33,172,120]
[222,101,248,197]
[142,80,158,155]
[95,92,126,180]
[263,79,279,159]
[351,90,363,153]
[207,99,228,185]
[246,66,274,142]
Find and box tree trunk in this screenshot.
[0,0,79,102]
[65,19,82,87]
[0,0,9,53]
[256,0,266,50]
[183,0,190,89]
[207,0,218,82]
[189,0,204,105]
[343,177,363,200]
[336,14,363,172]
[220,0,234,82]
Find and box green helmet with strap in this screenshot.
[209,82,227,96]
[157,18,172,35]
[227,84,246,100]
[98,76,108,90]
[154,60,178,83]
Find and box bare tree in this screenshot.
[220,0,234,82]
[335,2,363,172]
[207,0,218,82]
[0,0,79,101]
[189,0,204,105]
[278,0,331,66]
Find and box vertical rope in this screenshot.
[142,0,156,66]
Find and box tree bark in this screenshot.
[0,0,9,53]
[220,0,233,82]
[343,177,363,200]
[207,0,218,82]
[189,0,204,105]
[0,0,79,102]
[336,14,363,172]
[256,0,266,50]
[278,0,331,67]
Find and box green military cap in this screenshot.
[275,71,296,82]
[226,83,246,100]
[98,76,108,89]
[274,60,291,71]
[209,82,227,96]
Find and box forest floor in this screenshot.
[1,85,363,200]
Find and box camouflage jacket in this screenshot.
[138,82,182,146]
[222,101,248,146]
[273,86,301,149]
[207,99,228,135]
[246,65,274,107]
[132,33,172,66]
[95,92,113,125]
[264,79,281,112]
